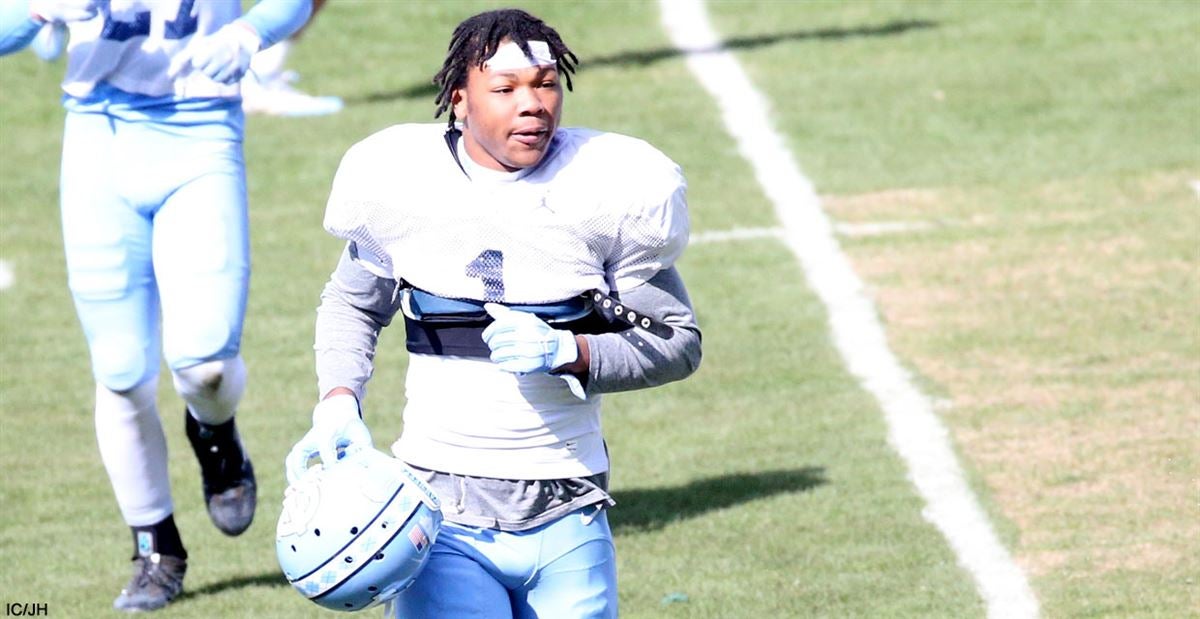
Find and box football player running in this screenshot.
[0,0,314,612]
[286,7,702,618]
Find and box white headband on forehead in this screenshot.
[484,41,556,72]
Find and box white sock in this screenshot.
[249,39,291,83]
[95,380,174,526]
[173,356,246,426]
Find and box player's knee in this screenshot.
[91,333,154,392]
[171,359,230,401]
[172,356,246,425]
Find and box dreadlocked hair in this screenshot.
[432,8,578,126]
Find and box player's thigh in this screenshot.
[154,161,250,369]
[60,113,160,391]
[390,540,514,619]
[515,510,618,619]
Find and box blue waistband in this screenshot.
[63,83,243,137]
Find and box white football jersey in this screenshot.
[325,124,690,303]
[325,123,690,480]
[61,0,240,99]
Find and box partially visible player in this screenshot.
[19,0,342,117]
[286,8,702,618]
[0,0,314,612]
[241,0,343,117]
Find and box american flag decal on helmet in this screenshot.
[408,525,429,552]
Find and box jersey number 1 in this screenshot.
[465,250,504,302]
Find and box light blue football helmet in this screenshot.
[276,447,442,612]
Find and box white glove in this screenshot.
[285,393,373,485]
[168,21,261,84]
[29,0,100,24]
[482,303,579,374]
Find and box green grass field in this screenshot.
[1,1,1196,617]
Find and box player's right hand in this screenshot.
[167,20,262,84]
[29,0,100,24]
[482,303,579,374]
[285,393,374,485]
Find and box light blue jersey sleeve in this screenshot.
[0,0,41,56]
[242,0,312,49]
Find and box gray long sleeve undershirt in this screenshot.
[314,244,702,402]
[313,247,403,401]
[580,266,702,394]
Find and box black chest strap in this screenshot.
[401,289,673,358]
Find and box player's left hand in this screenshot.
[168,21,261,84]
[482,303,579,374]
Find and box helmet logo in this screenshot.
[278,481,320,538]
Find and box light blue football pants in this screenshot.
[390,508,618,619]
[60,111,250,392]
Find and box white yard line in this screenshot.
[1189,179,1200,201]
[692,222,933,244]
[689,226,783,244]
[835,220,935,237]
[659,2,1039,617]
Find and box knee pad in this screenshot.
[91,332,155,393]
[163,315,241,371]
[172,356,246,425]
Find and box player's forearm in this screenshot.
[314,247,402,401]
[0,1,42,57]
[580,267,702,394]
[242,0,312,50]
[314,295,380,402]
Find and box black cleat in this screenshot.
[185,410,257,536]
[113,553,186,612]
